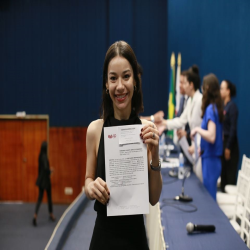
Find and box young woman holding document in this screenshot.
[85,41,162,250]
[191,74,223,200]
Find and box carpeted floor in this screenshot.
[0,202,68,250]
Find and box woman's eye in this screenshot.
[110,76,116,81]
[124,74,130,79]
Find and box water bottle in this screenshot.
[178,153,185,179]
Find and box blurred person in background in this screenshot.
[176,72,191,143]
[220,80,239,192]
[33,141,55,226]
[156,65,202,148]
[191,74,223,200]
[154,65,203,180]
[175,71,193,167]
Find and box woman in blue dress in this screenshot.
[191,74,223,200]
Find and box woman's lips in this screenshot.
[115,93,128,102]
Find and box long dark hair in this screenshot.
[183,65,200,91]
[39,141,47,161]
[101,41,144,121]
[223,80,237,98]
[201,74,223,122]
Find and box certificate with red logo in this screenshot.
[104,124,149,216]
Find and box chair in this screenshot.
[241,181,250,247]
[217,155,250,206]
[219,170,249,222]
[224,155,250,196]
[225,171,250,235]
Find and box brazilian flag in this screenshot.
[167,52,175,138]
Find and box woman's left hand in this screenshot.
[140,123,159,159]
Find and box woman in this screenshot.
[220,80,239,192]
[191,74,223,200]
[33,141,55,226]
[85,41,162,250]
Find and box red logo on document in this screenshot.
[108,134,116,139]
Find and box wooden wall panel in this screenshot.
[0,118,48,202]
[0,120,23,200]
[0,119,87,204]
[49,127,87,204]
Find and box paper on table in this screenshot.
[104,124,149,216]
[179,136,194,164]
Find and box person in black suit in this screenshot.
[220,80,239,192]
[33,141,55,226]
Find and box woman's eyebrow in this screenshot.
[108,69,131,75]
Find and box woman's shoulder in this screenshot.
[87,119,104,137]
[206,103,218,117]
[204,103,212,114]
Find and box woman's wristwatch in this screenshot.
[150,159,161,171]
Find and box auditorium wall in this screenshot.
[0,0,167,202]
[0,0,168,125]
[167,0,250,163]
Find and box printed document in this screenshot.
[104,124,149,216]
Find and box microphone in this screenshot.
[186,222,216,233]
[174,169,193,202]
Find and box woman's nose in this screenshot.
[117,78,124,90]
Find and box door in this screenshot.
[0,120,23,201]
[0,117,48,202]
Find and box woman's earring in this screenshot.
[106,89,109,95]
[134,85,137,92]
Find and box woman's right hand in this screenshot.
[87,177,110,205]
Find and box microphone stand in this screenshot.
[176,169,193,202]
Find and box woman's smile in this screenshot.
[115,93,128,102]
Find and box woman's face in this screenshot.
[220,81,229,100]
[179,75,186,95]
[106,56,135,116]
[183,78,193,97]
